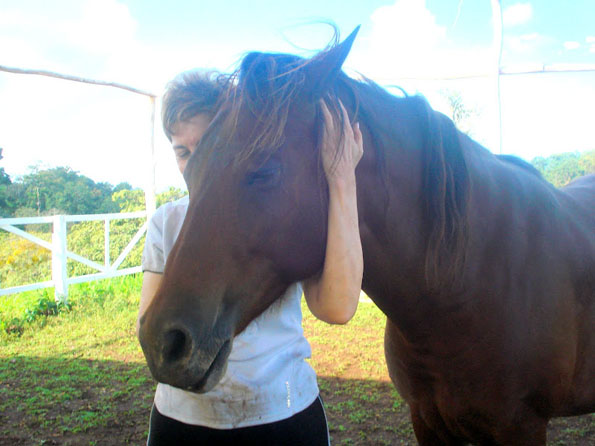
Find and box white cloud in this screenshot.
[0,0,139,77]
[504,32,549,54]
[0,0,242,190]
[350,0,493,81]
[369,0,446,54]
[503,3,533,27]
[500,74,595,159]
[563,41,581,51]
[0,1,175,189]
[63,0,138,55]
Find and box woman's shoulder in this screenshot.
[151,195,189,223]
[160,195,189,213]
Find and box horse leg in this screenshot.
[384,320,464,445]
[410,403,465,446]
[491,415,547,446]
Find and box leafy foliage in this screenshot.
[66,218,146,277]
[3,166,119,217]
[0,168,184,288]
[531,150,594,187]
[0,231,51,287]
[157,186,186,207]
[112,189,146,212]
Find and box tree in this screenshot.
[0,163,188,218]
[11,167,119,216]
[113,182,133,193]
[531,150,595,187]
[157,187,186,207]
[440,89,477,135]
[0,148,14,217]
[112,189,146,212]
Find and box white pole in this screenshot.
[104,218,110,271]
[52,215,68,303]
[490,0,504,154]
[145,96,157,217]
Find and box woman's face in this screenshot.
[171,113,211,175]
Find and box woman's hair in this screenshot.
[161,70,229,141]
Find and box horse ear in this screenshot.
[305,25,360,101]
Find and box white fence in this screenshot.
[0,212,147,303]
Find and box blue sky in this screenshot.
[1,0,594,191]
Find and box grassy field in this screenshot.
[0,276,593,445]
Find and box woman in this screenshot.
[138,70,363,445]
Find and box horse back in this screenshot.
[560,173,595,213]
[554,173,595,415]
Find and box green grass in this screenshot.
[1,277,592,445]
[0,275,143,336]
[0,275,154,444]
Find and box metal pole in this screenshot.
[144,96,157,217]
[490,0,504,154]
[0,64,156,98]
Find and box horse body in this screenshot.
[359,100,595,442]
[139,29,594,445]
[343,80,595,442]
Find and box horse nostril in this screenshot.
[162,329,191,364]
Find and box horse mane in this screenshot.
[344,79,470,292]
[418,100,470,292]
[224,43,470,293]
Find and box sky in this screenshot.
[0,0,594,192]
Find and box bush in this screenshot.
[0,232,51,287]
[67,219,145,277]
[0,217,145,287]
[0,185,184,293]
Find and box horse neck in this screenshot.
[352,93,437,321]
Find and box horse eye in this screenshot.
[245,162,281,187]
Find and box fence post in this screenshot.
[52,215,68,304]
[104,217,110,271]
[144,96,157,218]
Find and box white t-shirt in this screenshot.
[142,196,319,428]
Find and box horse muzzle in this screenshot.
[139,320,234,393]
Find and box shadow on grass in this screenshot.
[0,357,593,446]
[318,376,595,446]
[0,355,155,446]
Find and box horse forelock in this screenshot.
[219,53,308,165]
[215,42,355,166]
[210,46,470,294]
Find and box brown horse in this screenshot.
[139,28,595,445]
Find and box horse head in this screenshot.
[139,28,361,392]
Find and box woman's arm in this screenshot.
[137,271,163,337]
[303,100,364,325]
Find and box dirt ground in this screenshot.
[1,302,593,445]
[1,367,593,446]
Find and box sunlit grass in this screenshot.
[0,275,153,442]
[1,278,591,445]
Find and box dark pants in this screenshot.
[147,395,330,446]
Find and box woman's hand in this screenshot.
[302,99,364,325]
[320,100,363,185]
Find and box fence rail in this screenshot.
[0,211,147,303]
